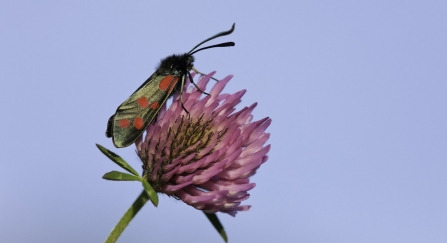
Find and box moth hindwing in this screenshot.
[106,24,236,148]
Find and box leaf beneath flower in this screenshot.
[96,144,140,176]
[204,213,228,242]
[103,171,141,181]
[142,179,159,207]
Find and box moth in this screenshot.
[106,24,235,148]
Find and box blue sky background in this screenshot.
[1,1,446,242]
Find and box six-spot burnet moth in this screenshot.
[106,24,236,148]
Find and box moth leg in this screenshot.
[188,71,209,96]
[192,67,218,82]
[179,74,189,114]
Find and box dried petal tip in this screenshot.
[137,72,271,216]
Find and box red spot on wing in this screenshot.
[159,75,174,91]
[168,77,179,92]
[137,97,149,108]
[118,119,130,128]
[133,117,144,130]
[150,101,160,109]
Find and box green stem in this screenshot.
[104,190,149,243]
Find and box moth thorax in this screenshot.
[158,54,195,74]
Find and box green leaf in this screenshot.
[104,190,149,243]
[102,171,141,181]
[96,144,139,177]
[142,179,159,207]
[204,212,228,243]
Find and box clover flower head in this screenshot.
[136,72,271,216]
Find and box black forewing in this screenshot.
[111,72,180,148]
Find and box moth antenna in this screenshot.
[188,72,209,95]
[188,23,235,54]
[189,42,235,56]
